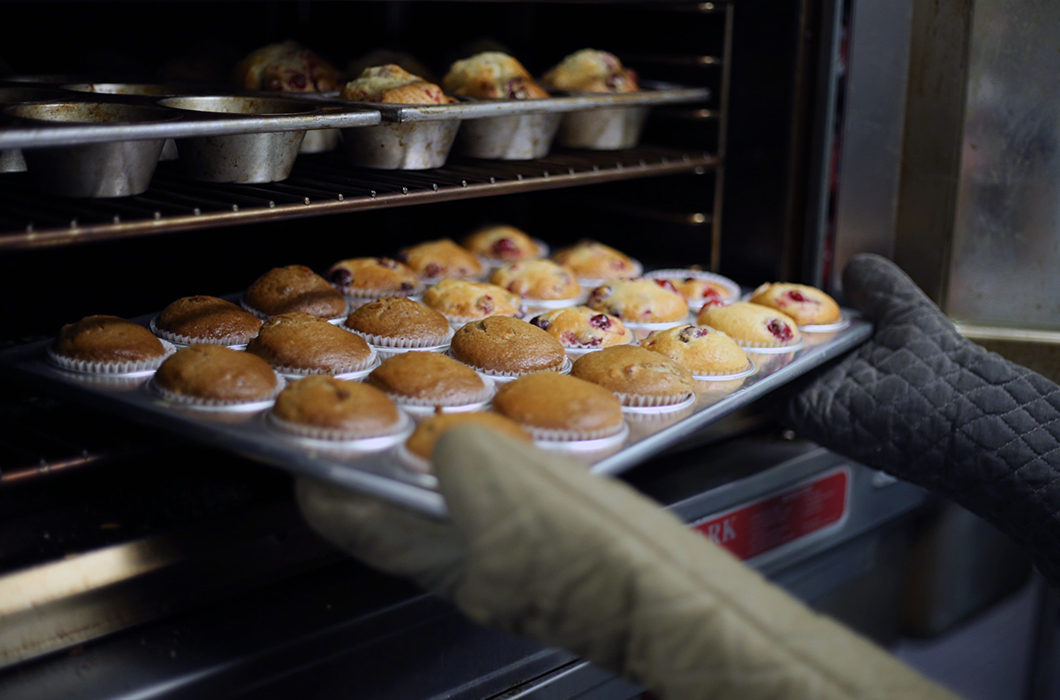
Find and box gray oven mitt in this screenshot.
[782,254,1060,584]
[297,427,954,700]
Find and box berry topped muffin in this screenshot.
[326,257,423,302]
[489,260,581,301]
[343,296,452,350]
[697,301,801,349]
[570,345,694,408]
[541,49,639,94]
[748,282,841,327]
[492,372,625,441]
[154,345,279,405]
[449,316,566,377]
[640,325,749,376]
[551,239,640,281]
[585,278,689,324]
[422,278,522,323]
[404,412,532,468]
[397,238,485,282]
[52,315,171,372]
[443,51,549,100]
[341,64,455,104]
[154,296,262,346]
[461,224,544,262]
[234,41,344,93]
[246,312,376,375]
[243,265,348,320]
[528,306,633,350]
[271,375,404,441]
[366,351,491,409]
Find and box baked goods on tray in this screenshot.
[489,259,581,301]
[585,278,689,324]
[153,296,262,347]
[528,306,633,350]
[343,297,453,351]
[551,239,640,281]
[403,412,532,470]
[243,265,348,320]
[234,40,344,93]
[541,49,639,94]
[491,372,624,441]
[51,315,170,373]
[461,224,544,262]
[748,282,842,327]
[270,375,404,440]
[640,324,749,377]
[443,51,549,99]
[326,257,424,303]
[245,312,376,376]
[570,344,694,408]
[154,345,279,405]
[697,301,802,349]
[397,239,485,283]
[422,279,522,323]
[449,316,566,378]
[341,64,455,104]
[366,351,492,409]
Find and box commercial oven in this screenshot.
[0,1,1034,698]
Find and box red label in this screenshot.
[692,469,849,561]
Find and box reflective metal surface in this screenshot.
[342,120,459,170]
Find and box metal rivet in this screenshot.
[516,174,524,181]
[370,191,377,198]
[543,171,550,179]
[461,180,468,188]
[70,219,78,228]
[153,212,161,221]
[402,187,408,195]
[694,166,706,175]
[567,168,575,175]
[193,208,201,216]
[337,194,344,201]
[232,205,239,212]
[591,165,599,172]
[432,183,439,191]
[639,160,647,167]
[489,177,496,184]
[112,216,121,224]
[303,197,310,205]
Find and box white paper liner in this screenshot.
[47,338,177,376]
[615,391,697,412]
[799,315,851,333]
[737,336,806,354]
[521,293,588,312]
[521,420,626,443]
[240,297,349,323]
[450,353,572,384]
[623,314,696,333]
[337,282,426,306]
[693,359,757,381]
[149,317,255,349]
[148,372,286,412]
[573,258,643,288]
[371,343,452,360]
[442,307,525,330]
[353,326,455,350]
[419,271,490,287]
[266,407,413,447]
[563,336,637,359]
[270,347,380,381]
[533,421,630,453]
[394,442,434,474]
[643,268,742,309]
[387,377,496,415]
[475,238,550,269]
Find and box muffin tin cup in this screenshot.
[385,378,496,415]
[0,86,94,174]
[300,128,341,154]
[454,112,562,160]
[644,269,742,310]
[149,317,255,350]
[273,351,381,383]
[556,104,650,151]
[266,408,414,446]
[239,298,350,323]
[615,391,697,412]
[573,259,644,289]
[148,372,286,412]
[533,421,630,453]
[475,239,550,269]
[692,359,757,382]
[47,339,176,376]
[342,119,460,170]
[0,148,26,173]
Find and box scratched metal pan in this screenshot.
[341,118,460,169]
[0,85,70,173]
[555,102,651,150]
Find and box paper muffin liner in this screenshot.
[266,407,413,446]
[475,238,550,269]
[573,258,643,288]
[799,315,851,333]
[47,338,177,376]
[443,307,525,330]
[337,281,427,306]
[736,336,806,354]
[387,378,496,416]
[371,343,452,361]
[692,358,757,381]
[148,372,286,411]
[240,297,350,323]
[522,293,588,312]
[624,316,695,341]
[563,335,637,359]
[149,317,253,349]
[520,420,626,443]
[420,270,490,287]
[355,326,455,350]
[533,421,630,453]
[614,390,696,412]
[448,351,572,383]
[643,268,742,310]
[273,349,380,382]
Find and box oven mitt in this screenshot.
[297,427,954,700]
[782,253,1060,584]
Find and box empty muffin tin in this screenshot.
[0,85,70,173]
[455,110,563,160]
[342,119,461,170]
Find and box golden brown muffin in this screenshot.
[422,278,522,322]
[155,344,279,403]
[450,316,566,375]
[443,51,549,100]
[492,372,624,439]
[397,238,485,281]
[550,239,639,280]
[585,278,689,324]
[343,297,452,348]
[246,312,375,374]
[528,306,633,349]
[326,257,423,300]
[461,224,543,261]
[243,265,348,319]
[234,41,344,93]
[541,49,639,94]
[271,375,402,438]
[665,277,738,307]
[489,260,581,300]
[347,50,438,86]
[405,412,532,462]
[640,325,749,376]
[54,315,167,366]
[341,64,456,104]
[154,295,262,345]
[748,282,842,326]
[367,351,490,407]
[571,345,694,406]
[697,302,801,348]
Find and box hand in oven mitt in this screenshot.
[297,426,953,700]
[782,254,1060,584]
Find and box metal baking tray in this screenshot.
[0,306,869,518]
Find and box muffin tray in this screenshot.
[0,307,870,518]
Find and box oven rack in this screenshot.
[0,145,718,250]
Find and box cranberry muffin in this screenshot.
[550,239,640,281]
[422,278,522,323]
[243,265,348,320]
[640,325,749,376]
[528,306,633,350]
[326,257,424,303]
[585,278,689,324]
[270,375,404,440]
[246,312,376,375]
[461,224,544,262]
[52,315,171,373]
[449,316,567,377]
[397,238,485,282]
[234,41,344,93]
[541,49,639,94]
[153,295,262,346]
[154,344,279,405]
[489,260,581,301]
[697,301,801,349]
[571,345,694,407]
[492,372,624,441]
[343,297,453,350]
[748,282,842,327]
[366,351,491,409]
[443,51,549,100]
[404,412,532,469]
[341,64,455,104]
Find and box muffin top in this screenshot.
[243,265,348,319]
[450,316,566,374]
[528,306,633,349]
[235,40,344,93]
[461,224,542,261]
[343,296,452,345]
[55,315,168,364]
[341,64,455,104]
[422,278,522,321]
[405,412,532,461]
[492,372,624,436]
[397,238,485,281]
[697,302,801,348]
[541,49,639,94]
[272,375,400,435]
[443,51,549,100]
[246,312,374,373]
[586,278,689,323]
[366,351,488,405]
[571,345,694,398]
[640,324,749,375]
[489,260,581,300]
[155,344,278,402]
[326,257,423,298]
[748,283,841,326]
[551,239,638,280]
[155,296,262,344]
[671,278,737,307]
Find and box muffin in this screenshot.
[442,51,549,100]
[246,312,377,376]
[51,314,171,373]
[366,351,492,409]
[489,260,581,301]
[154,344,280,405]
[697,301,801,349]
[153,295,262,346]
[585,278,689,324]
[404,412,532,469]
[270,375,405,441]
[571,345,694,408]
[397,238,485,282]
[347,50,438,86]
[326,257,424,304]
[422,278,522,323]
[541,49,639,94]
[551,239,640,281]
[243,265,348,320]
[645,270,741,310]
[528,306,633,350]
[341,64,455,104]
[234,40,344,93]
[449,316,567,377]
[748,282,842,327]
[343,297,453,351]
[461,224,545,262]
[640,325,750,376]
[492,372,625,441]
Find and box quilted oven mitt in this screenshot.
[782,254,1060,584]
[297,426,953,699]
